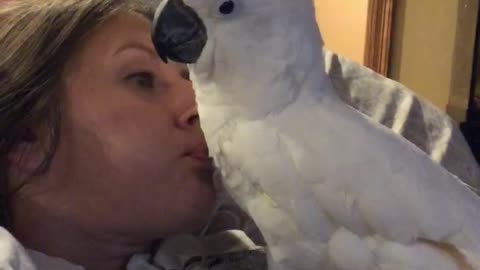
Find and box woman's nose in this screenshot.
[168,65,199,129]
[177,104,199,129]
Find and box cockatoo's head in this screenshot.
[151,0,326,117]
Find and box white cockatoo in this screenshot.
[151,0,480,269]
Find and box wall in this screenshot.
[389,0,478,121]
[314,0,369,65]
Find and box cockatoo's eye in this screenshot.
[215,0,236,16]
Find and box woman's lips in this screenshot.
[183,145,216,184]
[184,146,214,168]
[188,148,211,160]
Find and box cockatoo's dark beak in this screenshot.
[151,0,207,64]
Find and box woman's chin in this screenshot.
[180,178,217,234]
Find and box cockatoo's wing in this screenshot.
[327,228,480,270]
[215,88,480,270]
[277,94,480,269]
[324,49,480,190]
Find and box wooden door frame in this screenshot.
[447,0,479,122]
[363,0,394,76]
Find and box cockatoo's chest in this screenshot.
[197,99,336,198]
[198,97,367,191]
[207,116,289,192]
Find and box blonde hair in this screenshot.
[0,0,155,228]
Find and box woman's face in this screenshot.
[14,12,217,240]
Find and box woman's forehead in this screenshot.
[65,12,156,72]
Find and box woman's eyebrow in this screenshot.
[114,42,157,58]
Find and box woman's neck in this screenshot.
[11,196,152,270]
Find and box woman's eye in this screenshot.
[126,72,154,89]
